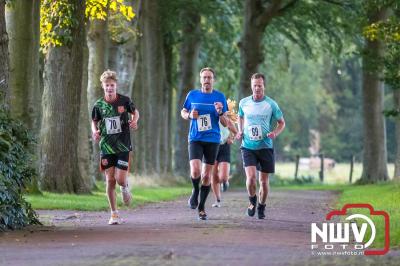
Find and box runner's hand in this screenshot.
[267,131,277,139]
[190,109,199,119]
[235,132,243,140]
[214,102,223,114]
[227,137,234,145]
[129,120,138,130]
[92,130,100,142]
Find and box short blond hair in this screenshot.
[100,70,118,83]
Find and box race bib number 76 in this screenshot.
[197,114,212,132]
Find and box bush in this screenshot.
[0,107,39,230]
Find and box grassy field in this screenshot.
[280,182,400,249]
[25,181,189,211]
[275,162,395,184]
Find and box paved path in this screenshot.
[0,189,398,265]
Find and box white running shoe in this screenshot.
[121,185,132,206]
[212,200,221,208]
[108,212,122,225]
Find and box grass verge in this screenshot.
[25,182,189,211]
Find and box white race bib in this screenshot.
[248,125,262,140]
[105,116,122,134]
[197,114,212,132]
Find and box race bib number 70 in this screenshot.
[197,114,212,132]
[105,116,122,134]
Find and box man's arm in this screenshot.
[227,119,238,135]
[181,108,190,120]
[129,109,140,130]
[181,108,198,120]
[267,118,285,139]
[219,112,228,127]
[235,116,244,140]
[91,120,100,142]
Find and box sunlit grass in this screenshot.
[25,181,190,211]
[275,162,395,184]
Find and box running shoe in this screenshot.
[247,196,257,217]
[257,203,266,219]
[198,210,208,220]
[121,185,132,206]
[108,212,122,225]
[247,203,256,217]
[221,181,229,192]
[212,200,221,208]
[188,189,199,209]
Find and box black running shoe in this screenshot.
[247,203,256,217]
[222,181,229,192]
[257,203,266,219]
[198,210,208,220]
[188,189,199,209]
[247,195,257,217]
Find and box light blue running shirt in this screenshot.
[238,95,283,150]
[219,121,230,144]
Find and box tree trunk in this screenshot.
[359,7,389,183]
[108,39,136,97]
[174,10,201,178]
[5,0,41,193]
[5,0,41,130]
[137,0,166,174]
[40,0,89,193]
[394,89,400,181]
[78,33,94,190]
[238,2,265,100]
[162,36,173,174]
[0,0,9,106]
[132,47,146,173]
[87,18,109,181]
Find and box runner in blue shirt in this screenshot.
[236,73,285,219]
[181,67,228,220]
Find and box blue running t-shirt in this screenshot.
[183,89,228,143]
[238,95,283,150]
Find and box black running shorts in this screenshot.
[189,141,219,165]
[100,152,130,171]
[240,147,275,173]
[215,143,230,163]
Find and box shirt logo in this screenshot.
[118,106,125,114]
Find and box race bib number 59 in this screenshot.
[105,116,122,134]
[197,114,212,132]
[248,125,262,140]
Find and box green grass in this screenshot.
[25,182,190,211]
[281,182,400,249]
[275,162,395,184]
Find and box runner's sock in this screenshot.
[198,185,211,211]
[191,177,200,193]
[249,195,257,206]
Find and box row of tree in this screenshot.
[0,0,399,194]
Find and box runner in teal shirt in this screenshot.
[238,95,283,150]
[237,73,285,220]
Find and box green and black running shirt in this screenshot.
[91,94,136,155]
